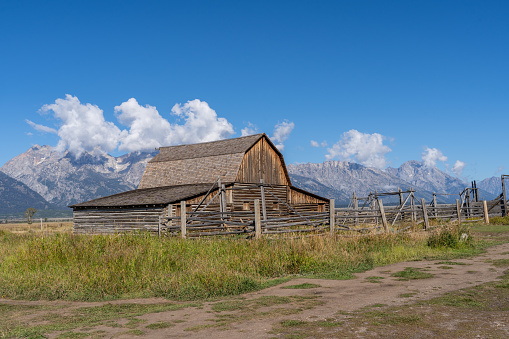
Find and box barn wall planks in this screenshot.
[73,207,164,234]
[236,138,289,185]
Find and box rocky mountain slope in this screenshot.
[0,171,56,216]
[386,160,496,201]
[0,145,155,207]
[1,145,498,209]
[477,176,503,196]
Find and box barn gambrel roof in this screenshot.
[138,133,291,189]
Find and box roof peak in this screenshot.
[157,133,266,150]
[149,133,269,163]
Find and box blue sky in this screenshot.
[1,0,507,180]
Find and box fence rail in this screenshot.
[154,195,506,238]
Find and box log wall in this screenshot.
[73,207,164,234]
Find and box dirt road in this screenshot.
[3,241,509,338]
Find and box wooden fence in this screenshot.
[161,199,331,238]
[157,194,507,238]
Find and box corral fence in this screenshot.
[162,198,331,239]
[158,194,507,238]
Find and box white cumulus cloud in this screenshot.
[421,147,448,168]
[271,120,294,151]
[41,95,122,157]
[37,95,236,157]
[325,130,391,169]
[25,119,58,134]
[452,160,466,177]
[310,140,319,147]
[241,122,258,136]
[115,98,173,152]
[169,99,235,145]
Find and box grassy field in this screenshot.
[0,222,489,302]
[0,223,508,338]
[0,221,72,234]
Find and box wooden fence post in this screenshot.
[180,200,187,239]
[353,193,358,225]
[40,218,43,232]
[260,179,267,221]
[483,200,490,224]
[378,199,389,233]
[158,216,161,237]
[254,199,261,239]
[329,199,335,234]
[502,176,508,216]
[421,198,429,230]
[456,199,462,225]
[433,193,438,218]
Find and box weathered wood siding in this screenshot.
[236,138,289,185]
[73,207,164,234]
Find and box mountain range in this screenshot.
[0,171,57,216]
[0,145,504,215]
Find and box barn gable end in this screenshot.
[235,135,290,185]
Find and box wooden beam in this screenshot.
[483,200,490,224]
[330,199,335,234]
[181,200,187,239]
[254,199,261,239]
[260,179,267,221]
[502,176,508,216]
[421,198,429,230]
[378,199,389,233]
[456,199,462,225]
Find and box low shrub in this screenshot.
[427,224,473,248]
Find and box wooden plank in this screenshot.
[181,200,187,238]
[254,199,261,239]
[330,199,335,234]
[421,198,429,230]
[502,176,508,216]
[483,200,490,224]
[260,179,267,221]
[456,199,462,225]
[378,199,389,233]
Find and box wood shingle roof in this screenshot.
[149,134,265,163]
[70,183,221,208]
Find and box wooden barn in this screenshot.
[71,134,330,235]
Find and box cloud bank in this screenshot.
[326,130,391,169]
[30,95,293,158]
[41,95,123,157]
[35,95,236,157]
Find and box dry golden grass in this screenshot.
[0,221,73,234]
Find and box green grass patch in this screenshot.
[0,226,486,302]
[146,321,175,329]
[435,261,468,265]
[57,332,90,338]
[363,310,421,325]
[281,319,307,327]
[281,283,321,289]
[364,276,384,283]
[437,265,454,269]
[398,293,417,298]
[486,216,509,226]
[391,267,434,281]
[212,296,292,312]
[0,302,198,338]
[490,259,509,267]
